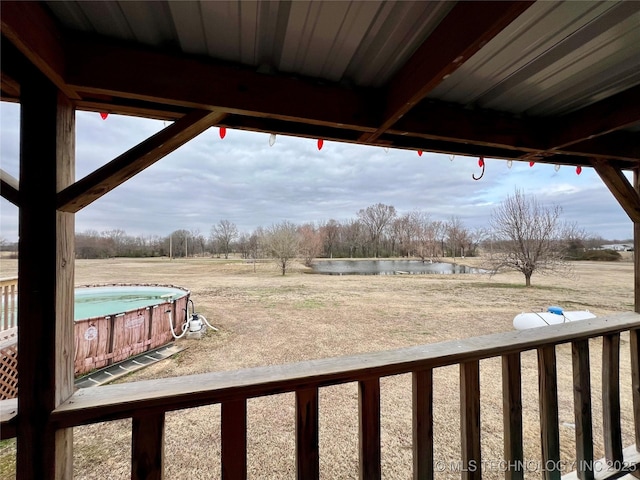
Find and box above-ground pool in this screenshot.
[0,283,190,398]
[74,285,189,320]
[73,284,190,375]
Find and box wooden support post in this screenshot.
[461,360,481,480]
[296,387,319,480]
[358,377,381,480]
[132,412,165,480]
[602,334,623,462]
[502,354,523,480]
[630,329,640,450]
[633,169,640,452]
[538,346,561,480]
[634,169,640,314]
[221,399,247,480]
[571,340,594,480]
[412,368,433,480]
[17,66,75,479]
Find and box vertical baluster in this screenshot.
[3,285,8,330]
[132,411,165,480]
[631,329,640,449]
[222,399,247,480]
[413,368,433,480]
[571,340,594,480]
[359,377,381,480]
[538,345,561,480]
[10,284,16,329]
[461,360,481,480]
[502,353,523,480]
[296,387,319,480]
[602,334,623,462]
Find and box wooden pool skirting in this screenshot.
[74,343,186,389]
[0,290,190,400]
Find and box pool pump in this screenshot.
[167,299,218,340]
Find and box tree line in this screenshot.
[65,198,608,264]
[0,192,626,285]
[68,204,497,261]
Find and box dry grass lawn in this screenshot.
[0,255,636,479]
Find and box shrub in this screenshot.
[578,249,622,261]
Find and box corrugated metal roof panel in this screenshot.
[45,0,453,87]
[427,0,640,115]
[44,0,640,116]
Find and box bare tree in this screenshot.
[414,213,442,262]
[487,189,570,286]
[190,229,206,257]
[445,217,468,259]
[265,221,300,275]
[357,203,396,258]
[342,219,365,258]
[211,220,238,259]
[168,229,190,258]
[298,223,323,267]
[248,230,262,272]
[464,227,487,258]
[320,219,340,259]
[391,211,424,258]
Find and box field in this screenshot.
[0,256,636,479]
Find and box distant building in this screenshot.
[599,244,634,251]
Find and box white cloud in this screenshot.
[0,102,633,243]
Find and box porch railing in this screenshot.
[2,311,639,479]
[0,277,17,331]
[0,278,18,399]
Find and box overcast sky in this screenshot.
[0,101,633,244]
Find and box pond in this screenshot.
[309,259,484,275]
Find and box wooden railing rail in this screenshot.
[4,312,640,479]
[0,277,18,331]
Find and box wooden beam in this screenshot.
[0,72,20,98]
[556,132,640,163]
[66,35,379,132]
[390,101,638,163]
[57,110,226,213]
[630,329,640,448]
[0,169,19,206]
[549,85,640,150]
[221,112,637,167]
[390,101,543,153]
[17,66,75,480]
[592,159,640,224]
[635,169,640,317]
[360,1,534,142]
[0,1,78,99]
[75,99,189,123]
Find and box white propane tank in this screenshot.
[513,306,596,330]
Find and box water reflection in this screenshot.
[309,260,483,275]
